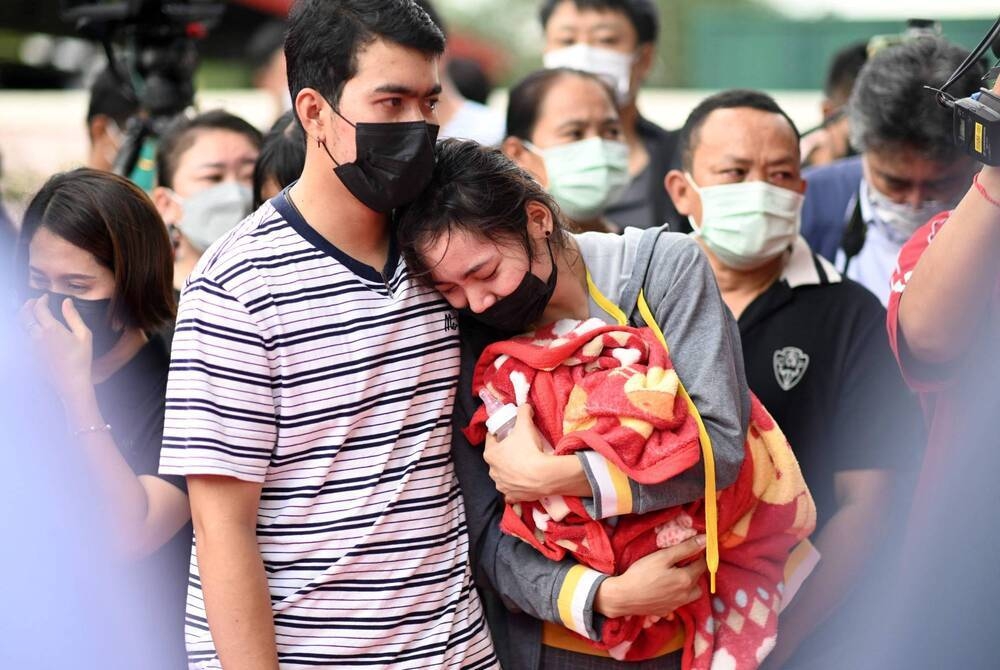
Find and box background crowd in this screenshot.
[1,1,997,669]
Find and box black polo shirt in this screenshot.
[737,238,923,532]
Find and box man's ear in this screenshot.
[88,114,108,144]
[820,98,837,120]
[503,136,548,186]
[502,136,528,163]
[152,186,182,227]
[664,169,695,217]
[633,43,656,85]
[295,87,327,144]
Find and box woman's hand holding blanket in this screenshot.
[484,404,593,503]
[595,535,708,619]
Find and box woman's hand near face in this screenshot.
[19,294,94,400]
[594,535,708,619]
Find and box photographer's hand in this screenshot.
[19,294,94,401]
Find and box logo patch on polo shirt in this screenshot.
[773,347,809,391]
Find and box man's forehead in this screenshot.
[547,3,635,32]
[866,145,972,178]
[352,38,439,81]
[694,107,799,157]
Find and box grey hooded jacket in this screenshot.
[452,226,750,669]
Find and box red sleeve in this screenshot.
[886,211,955,392]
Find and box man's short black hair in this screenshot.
[86,67,139,128]
[849,35,984,164]
[448,58,492,104]
[285,0,445,111]
[247,20,288,73]
[539,0,659,45]
[412,0,446,38]
[678,89,801,170]
[824,41,869,104]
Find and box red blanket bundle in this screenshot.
[467,318,816,668]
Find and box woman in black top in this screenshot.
[15,168,191,668]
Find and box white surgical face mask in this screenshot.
[526,137,630,221]
[687,174,804,271]
[172,181,253,252]
[863,180,953,244]
[543,44,635,105]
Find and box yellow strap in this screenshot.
[585,271,720,593]
[586,270,630,324]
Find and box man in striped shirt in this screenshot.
[159,1,497,667]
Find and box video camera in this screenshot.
[930,16,1000,165]
[60,0,225,179]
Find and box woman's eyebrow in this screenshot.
[28,266,96,281]
[462,260,489,279]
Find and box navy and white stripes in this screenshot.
[160,193,497,669]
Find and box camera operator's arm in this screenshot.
[896,162,1000,363]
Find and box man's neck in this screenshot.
[701,241,785,320]
[290,158,390,270]
[618,99,649,176]
[173,239,201,291]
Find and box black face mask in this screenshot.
[321,104,439,213]
[462,238,558,334]
[24,288,124,358]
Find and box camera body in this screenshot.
[954,89,1000,166]
[60,0,223,177]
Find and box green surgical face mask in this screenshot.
[526,137,630,221]
[686,173,804,270]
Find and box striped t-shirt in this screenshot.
[159,191,497,669]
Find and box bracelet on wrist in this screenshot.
[73,423,112,437]
[973,171,1000,210]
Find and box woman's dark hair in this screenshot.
[156,109,264,189]
[506,67,617,142]
[253,110,306,208]
[396,139,567,284]
[16,168,175,333]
